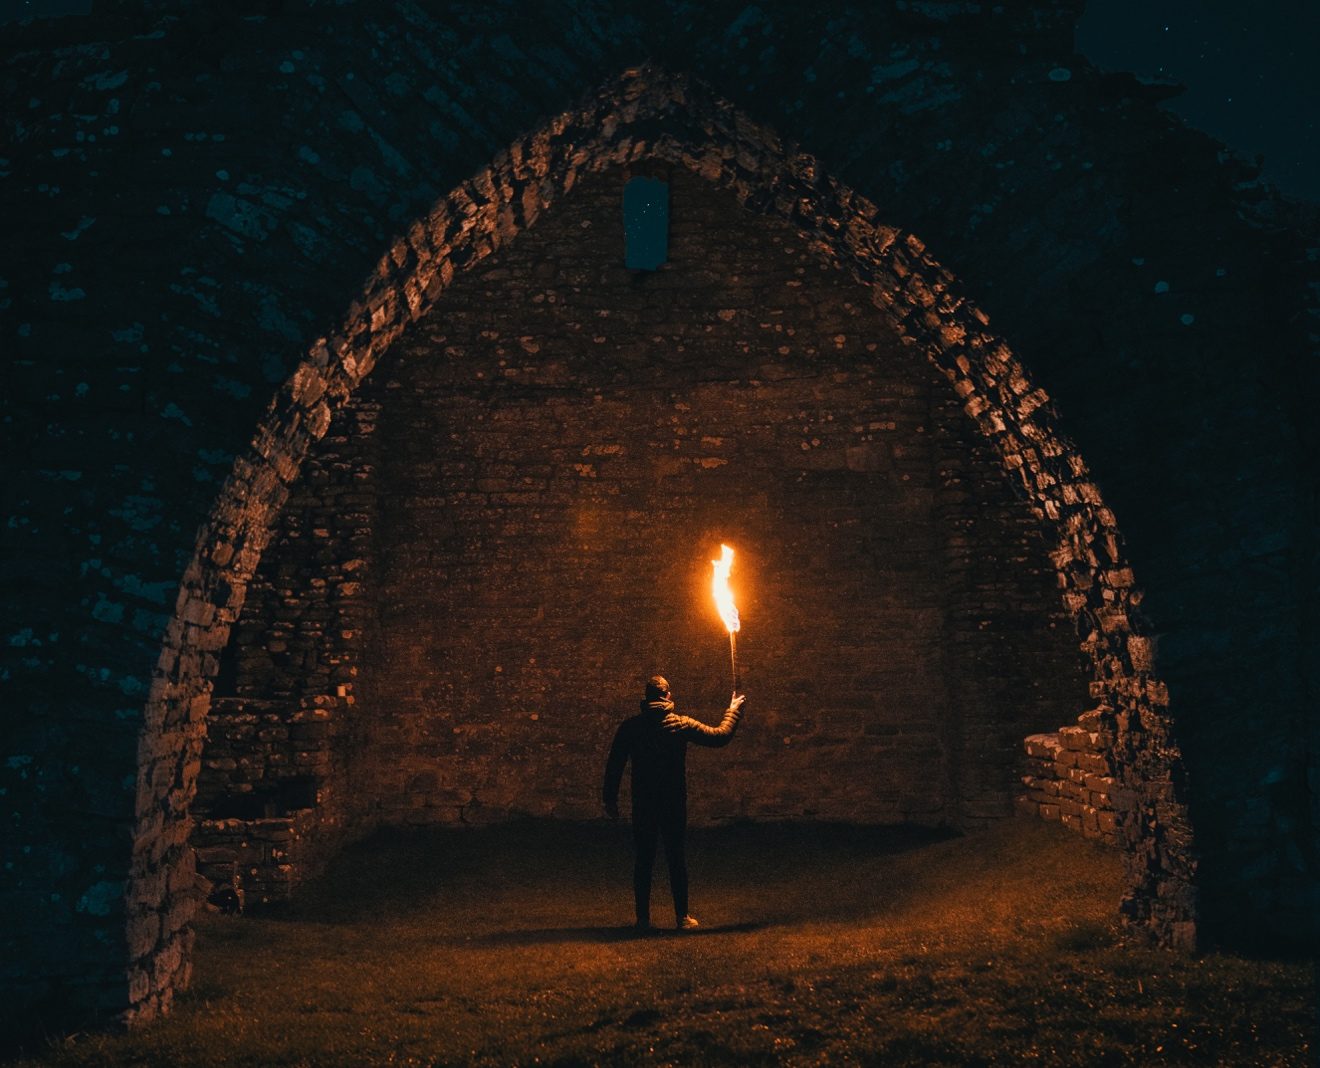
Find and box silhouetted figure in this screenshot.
[603,675,745,931]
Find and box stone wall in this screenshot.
[274,163,1085,832]
[1018,709,1119,846]
[191,400,381,904]
[191,696,344,907]
[193,806,321,910]
[213,400,380,708]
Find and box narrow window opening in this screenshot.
[623,175,669,270]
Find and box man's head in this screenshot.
[645,675,671,702]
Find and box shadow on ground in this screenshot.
[478,920,767,945]
[280,819,959,930]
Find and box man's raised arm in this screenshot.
[667,693,746,748]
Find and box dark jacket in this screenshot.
[603,699,743,814]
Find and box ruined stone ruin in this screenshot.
[2,0,1315,1037]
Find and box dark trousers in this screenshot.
[632,803,688,925]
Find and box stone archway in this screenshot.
[125,65,1195,1024]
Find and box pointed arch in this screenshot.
[125,64,1194,1022]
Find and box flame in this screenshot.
[711,544,740,634]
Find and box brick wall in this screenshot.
[209,164,1086,839]
[190,401,381,904]
[1018,708,1119,845]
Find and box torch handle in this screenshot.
[730,632,740,694]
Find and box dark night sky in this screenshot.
[2,0,1317,203]
[1076,0,1319,203]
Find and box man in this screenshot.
[603,675,746,932]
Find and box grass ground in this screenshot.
[10,818,1316,1066]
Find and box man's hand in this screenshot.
[730,693,746,713]
[603,802,619,821]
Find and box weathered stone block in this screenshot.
[1059,725,1090,751]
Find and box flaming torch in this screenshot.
[711,543,741,691]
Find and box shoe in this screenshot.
[634,920,654,935]
[676,915,700,931]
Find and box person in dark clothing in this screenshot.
[603,675,746,932]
